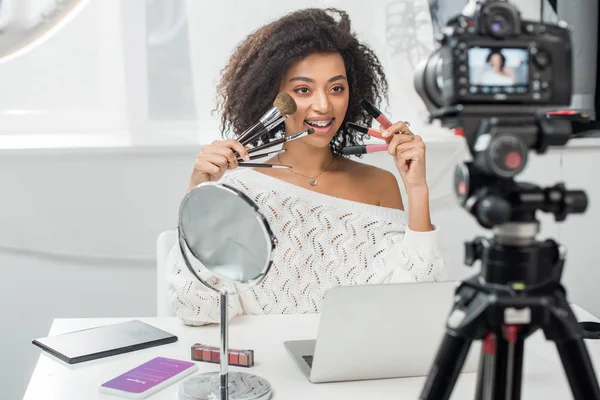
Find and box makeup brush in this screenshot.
[237,148,285,162]
[247,128,314,155]
[238,162,290,169]
[264,115,286,133]
[238,93,297,145]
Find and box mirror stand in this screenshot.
[176,183,275,400]
[177,258,272,399]
[179,292,273,400]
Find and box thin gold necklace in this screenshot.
[278,154,335,186]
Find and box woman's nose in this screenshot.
[311,91,331,113]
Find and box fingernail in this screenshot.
[244,155,250,162]
[382,130,390,137]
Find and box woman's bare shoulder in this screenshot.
[337,157,403,209]
[338,157,397,181]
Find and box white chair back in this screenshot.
[156,230,177,317]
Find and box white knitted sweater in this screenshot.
[166,168,446,325]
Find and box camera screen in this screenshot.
[468,47,529,94]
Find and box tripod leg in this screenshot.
[555,339,600,400]
[420,333,473,400]
[476,327,525,400]
[501,326,525,400]
[543,292,600,399]
[475,334,498,400]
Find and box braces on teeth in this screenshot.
[306,120,332,127]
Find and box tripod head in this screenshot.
[452,113,588,286]
[454,114,588,231]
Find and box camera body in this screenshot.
[441,23,572,107]
[414,0,585,230]
[416,0,573,116]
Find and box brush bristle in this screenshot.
[273,93,297,116]
[306,127,314,134]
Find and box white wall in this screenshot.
[2,1,600,400]
[0,148,193,400]
[0,0,127,134]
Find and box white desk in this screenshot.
[25,306,600,400]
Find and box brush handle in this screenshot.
[247,137,287,155]
[247,128,311,155]
[238,162,290,168]
[239,149,285,161]
[240,123,270,146]
[241,116,286,146]
[237,120,265,145]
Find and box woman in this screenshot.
[166,8,446,325]
[477,50,515,86]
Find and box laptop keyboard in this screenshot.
[302,355,314,368]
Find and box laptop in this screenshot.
[284,281,480,383]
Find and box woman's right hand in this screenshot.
[188,139,250,191]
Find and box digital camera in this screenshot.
[415,0,573,115]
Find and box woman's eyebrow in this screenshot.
[289,75,347,83]
[327,74,347,82]
[289,76,314,83]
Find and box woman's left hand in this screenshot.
[381,121,428,191]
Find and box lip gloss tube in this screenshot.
[341,144,389,155]
[346,122,387,141]
[360,99,393,129]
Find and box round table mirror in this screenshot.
[177,182,275,400]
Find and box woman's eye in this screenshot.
[294,87,310,95]
[331,86,345,93]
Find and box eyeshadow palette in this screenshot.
[191,343,254,368]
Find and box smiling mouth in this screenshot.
[304,119,334,128]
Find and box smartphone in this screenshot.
[99,357,197,399]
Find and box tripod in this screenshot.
[419,176,600,399]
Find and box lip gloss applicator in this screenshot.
[359,98,412,140]
[346,122,388,141]
[347,121,413,143]
[360,98,393,129]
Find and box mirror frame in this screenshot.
[177,182,276,293]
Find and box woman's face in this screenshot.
[279,52,350,148]
[489,53,503,69]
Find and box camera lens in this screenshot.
[414,49,445,109]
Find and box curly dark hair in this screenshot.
[215,8,389,155]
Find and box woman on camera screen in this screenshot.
[476,49,516,86]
